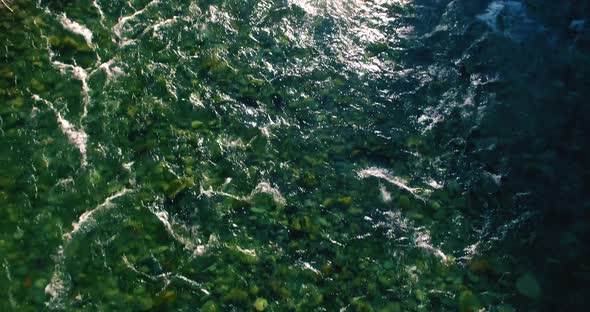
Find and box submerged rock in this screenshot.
[516,272,541,300]
[253,297,268,311]
[201,301,218,312]
[570,19,586,32]
[458,290,480,312]
[223,288,249,304]
[164,177,193,198]
[378,302,401,312]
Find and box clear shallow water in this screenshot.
[1,0,589,311]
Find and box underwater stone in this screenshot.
[247,75,265,87]
[9,97,24,107]
[30,79,45,92]
[430,200,441,210]
[378,302,401,312]
[0,68,13,79]
[516,273,541,300]
[250,206,266,214]
[347,207,363,215]
[201,301,218,312]
[191,120,205,129]
[353,300,375,312]
[570,20,586,32]
[164,177,193,198]
[415,289,427,302]
[253,298,268,311]
[160,290,177,304]
[468,258,492,274]
[338,196,353,206]
[398,195,411,210]
[47,36,61,47]
[322,198,335,207]
[458,290,480,312]
[0,176,15,188]
[270,280,291,299]
[33,278,47,289]
[223,288,249,303]
[137,296,154,310]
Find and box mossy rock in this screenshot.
[0,176,15,188]
[458,290,480,312]
[191,120,205,129]
[201,300,219,312]
[223,288,249,304]
[164,177,193,198]
[338,196,353,206]
[468,258,492,274]
[353,300,375,312]
[253,298,269,311]
[154,290,176,305]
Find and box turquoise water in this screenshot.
[1,0,589,311]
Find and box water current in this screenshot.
[1,0,590,311]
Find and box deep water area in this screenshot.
[1,0,590,311]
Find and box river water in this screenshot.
[1,0,589,311]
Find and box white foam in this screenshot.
[54,178,74,188]
[44,246,67,308]
[415,230,448,262]
[198,184,244,201]
[142,17,180,37]
[90,59,124,87]
[39,16,93,125]
[477,0,540,41]
[379,184,392,203]
[153,210,206,256]
[198,180,287,206]
[32,95,89,167]
[288,0,319,16]
[45,273,66,300]
[122,161,134,171]
[51,61,90,121]
[250,181,286,205]
[477,1,506,32]
[462,241,481,261]
[113,0,161,45]
[189,93,205,108]
[92,0,106,26]
[382,211,449,262]
[65,188,131,241]
[418,111,443,133]
[123,255,208,294]
[45,189,131,307]
[357,167,426,201]
[59,14,94,49]
[300,261,321,275]
[236,246,257,258]
[1,0,14,13]
[425,178,443,189]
